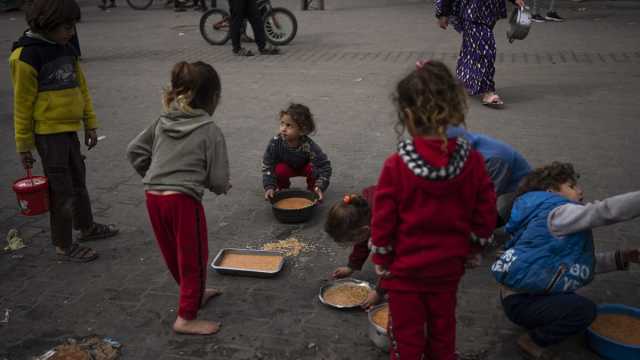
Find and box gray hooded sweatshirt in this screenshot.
[126,108,230,201]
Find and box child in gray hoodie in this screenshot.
[126,61,230,335]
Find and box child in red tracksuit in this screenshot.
[325,186,381,308]
[371,60,497,360]
[126,61,230,335]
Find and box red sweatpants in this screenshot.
[388,290,458,360]
[274,162,315,190]
[145,192,208,320]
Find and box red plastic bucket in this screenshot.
[12,169,49,216]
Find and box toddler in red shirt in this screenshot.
[371,60,497,360]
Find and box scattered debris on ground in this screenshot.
[4,229,25,252]
[34,336,121,360]
[261,237,311,257]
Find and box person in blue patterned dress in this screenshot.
[435,0,524,108]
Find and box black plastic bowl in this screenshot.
[270,189,318,223]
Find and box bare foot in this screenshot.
[173,316,221,335]
[201,288,223,307]
[517,333,554,360]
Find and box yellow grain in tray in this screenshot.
[323,284,369,306]
[218,253,282,272]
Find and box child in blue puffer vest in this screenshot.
[491,162,640,360]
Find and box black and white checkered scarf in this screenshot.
[398,137,471,180]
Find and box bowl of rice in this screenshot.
[318,278,373,309]
[270,189,318,223]
[368,303,389,352]
[587,304,640,360]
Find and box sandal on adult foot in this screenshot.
[57,243,98,263]
[78,223,119,242]
[482,93,504,109]
[233,48,255,57]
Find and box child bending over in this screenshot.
[492,162,640,360]
[371,60,497,360]
[447,126,531,226]
[10,0,118,263]
[325,186,381,308]
[262,103,331,201]
[126,61,231,335]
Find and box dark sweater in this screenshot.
[262,134,332,191]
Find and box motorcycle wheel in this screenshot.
[199,8,231,45]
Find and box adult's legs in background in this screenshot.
[229,0,248,52]
[456,21,496,97]
[245,0,267,50]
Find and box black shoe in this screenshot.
[545,11,564,22]
[233,48,255,56]
[98,4,107,10]
[107,2,116,8]
[531,14,546,23]
[259,46,280,55]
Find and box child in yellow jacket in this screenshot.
[10,0,118,262]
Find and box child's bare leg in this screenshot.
[201,288,223,307]
[173,316,221,335]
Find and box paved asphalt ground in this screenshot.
[0,1,639,359]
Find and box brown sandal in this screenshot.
[57,243,98,263]
[77,223,119,242]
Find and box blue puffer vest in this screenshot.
[491,191,595,294]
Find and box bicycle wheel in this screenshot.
[126,0,154,10]
[264,7,297,46]
[199,9,231,46]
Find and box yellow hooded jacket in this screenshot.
[9,31,98,152]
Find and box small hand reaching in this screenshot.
[514,0,525,8]
[361,290,381,310]
[314,186,323,202]
[375,264,391,278]
[332,266,354,279]
[264,188,275,201]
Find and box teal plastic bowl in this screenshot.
[586,304,640,360]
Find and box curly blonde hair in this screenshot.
[393,60,467,146]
